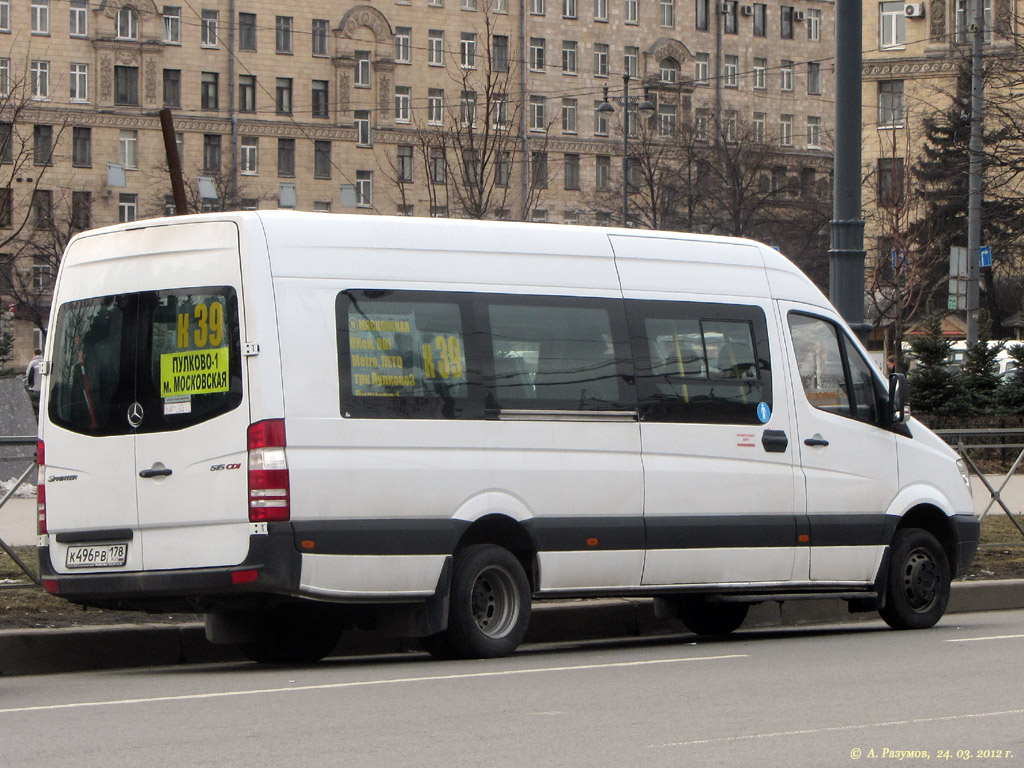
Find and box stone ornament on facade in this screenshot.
[95,0,159,21]
[339,6,395,47]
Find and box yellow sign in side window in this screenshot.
[160,347,230,398]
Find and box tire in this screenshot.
[238,603,345,664]
[420,544,531,660]
[880,528,951,630]
[679,597,749,636]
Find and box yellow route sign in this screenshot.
[160,347,230,397]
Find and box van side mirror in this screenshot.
[887,373,908,425]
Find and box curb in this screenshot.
[1,579,1022,676]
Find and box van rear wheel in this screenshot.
[880,528,950,630]
[421,544,531,660]
[238,604,344,664]
[679,597,749,636]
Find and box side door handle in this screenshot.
[803,437,830,447]
[139,467,173,478]
[762,429,789,453]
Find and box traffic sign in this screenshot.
[980,245,992,268]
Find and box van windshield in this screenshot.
[48,286,242,436]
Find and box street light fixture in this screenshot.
[598,74,656,227]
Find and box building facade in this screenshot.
[0,0,834,365]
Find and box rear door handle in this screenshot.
[139,467,173,478]
[803,437,830,447]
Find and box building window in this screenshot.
[311,80,329,118]
[276,78,292,115]
[880,1,906,48]
[594,43,609,77]
[460,33,477,68]
[724,110,737,143]
[658,104,677,136]
[596,155,610,190]
[530,38,546,72]
[562,98,577,133]
[624,0,638,23]
[163,69,181,107]
[0,186,10,226]
[695,0,708,29]
[397,145,414,182]
[594,0,608,20]
[238,12,256,50]
[275,16,292,54]
[163,6,181,43]
[780,60,794,91]
[314,201,331,213]
[238,75,256,112]
[624,46,639,78]
[312,18,329,56]
[201,9,218,46]
[531,209,547,222]
[494,35,509,71]
[203,133,221,173]
[493,0,508,12]
[277,138,295,176]
[807,62,822,95]
[695,108,709,141]
[116,7,138,39]
[201,71,219,110]
[395,86,411,123]
[463,0,478,10]
[878,80,904,127]
[496,151,511,187]
[594,101,609,135]
[753,112,766,142]
[356,171,372,207]
[30,61,49,99]
[72,191,91,230]
[428,89,444,125]
[753,57,766,89]
[118,128,138,169]
[355,51,371,86]
[877,157,905,206]
[955,0,993,44]
[695,53,709,85]
[723,0,737,33]
[660,0,674,26]
[314,140,331,179]
[723,55,737,88]
[70,0,88,37]
[430,205,448,218]
[395,27,411,63]
[781,5,794,38]
[564,153,580,190]
[0,59,8,98]
[779,114,793,147]
[561,41,577,74]
[355,110,371,146]
[460,91,476,127]
[531,151,548,188]
[807,116,821,148]
[70,63,89,102]
[32,191,52,230]
[34,124,52,165]
[114,65,138,105]
[563,0,577,17]
[118,193,137,223]
[807,8,821,40]
[429,148,446,184]
[530,0,545,14]
[31,0,49,34]
[428,30,444,66]
[240,136,258,174]
[72,126,91,166]
[529,95,546,131]
[753,2,767,35]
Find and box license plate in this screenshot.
[65,543,128,569]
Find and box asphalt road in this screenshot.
[1,610,1021,768]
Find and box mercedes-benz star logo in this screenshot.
[127,402,144,428]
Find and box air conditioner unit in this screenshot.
[793,9,805,21]
[904,2,925,17]
[741,4,754,15]
[720,1,731,12]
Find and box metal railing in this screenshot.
[0,436,39,586]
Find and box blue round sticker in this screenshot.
[757,402,771,424]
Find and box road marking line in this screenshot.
[0,653,748,715]
[650,709,1024,749]
[946,634,1024,643]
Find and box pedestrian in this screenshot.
[25,347,43,417]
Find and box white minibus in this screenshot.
[36,212,979,662]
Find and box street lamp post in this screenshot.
[598,74,655,227]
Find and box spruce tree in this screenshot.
[907,315,962,414]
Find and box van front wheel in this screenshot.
[421,544,531,659]
[880,528,951,630]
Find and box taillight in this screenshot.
[36,439,46,535]
[247,419,289,522]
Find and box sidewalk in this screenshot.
[1,580,1022,676]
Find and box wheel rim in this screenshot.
[470,564,520,639]
[900,546,939,612]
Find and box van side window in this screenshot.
[484,297,632,412]
[788,313,881,424]
[628,301,772,424]
[337,290,478,419]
